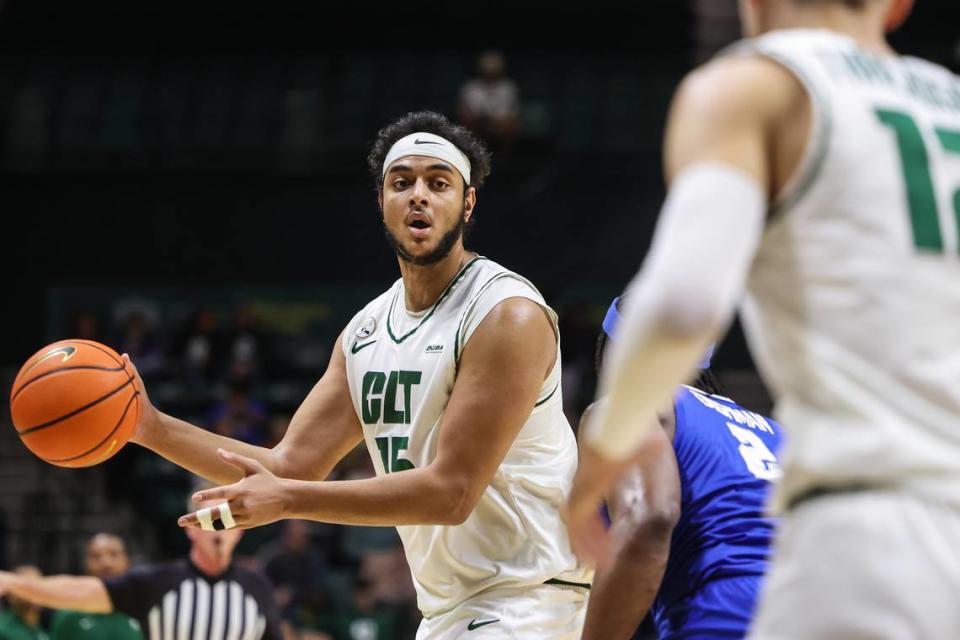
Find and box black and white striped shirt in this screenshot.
[104,559,283,640]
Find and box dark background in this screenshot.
[0,2,957,637]
[0,0,957,366]
[1,0,958,366]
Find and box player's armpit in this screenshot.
[272,332,364,482]
[428,297,557,524]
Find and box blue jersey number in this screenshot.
[726,423,782,481]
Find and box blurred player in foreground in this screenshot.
[0,495,283,640]
[568,0,960,636]
[49,533,142,640]
[580,298,782,640]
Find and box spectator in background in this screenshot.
[116,311,165,378]
[49,534,142,640]
[258,521,330,628]
[0,566,47,640]
[310,576,398,640]
[208,373,268,445]
[224,305,269,380]
[458,50,520,151]
[175,308,223,382]
[263,415,291,450]
[70,312,101,343]
[356,551,415,617]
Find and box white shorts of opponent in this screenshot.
[748,490,960,639]
[416,581,588,640]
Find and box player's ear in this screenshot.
[884,0,913,32]
[463,185,477,223]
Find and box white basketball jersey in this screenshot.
[730,30,960,512]
[341,256,591,617]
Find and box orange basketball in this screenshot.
[9,339,139,468]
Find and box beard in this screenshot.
[383,206,466,267]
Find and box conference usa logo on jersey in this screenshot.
[356,317,376,339]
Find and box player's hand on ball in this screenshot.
[178,449,289,530]
[122,354,160,445]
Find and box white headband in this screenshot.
[382,132,472,185]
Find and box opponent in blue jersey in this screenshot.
[580,297,784,640]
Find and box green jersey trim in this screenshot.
[534,382,560,408]
[544,577,592,591]
[453,272,515,369]
[763,50,833,217]
[386,256,487,344]
[719,37,833,221]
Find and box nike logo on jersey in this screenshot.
[467,618,500,631]
[351,340,377,354]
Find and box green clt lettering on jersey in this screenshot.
[342,257,590,617]
[361,370,422,425]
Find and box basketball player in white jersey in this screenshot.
[567,0,960,636]
[124,111,591,639]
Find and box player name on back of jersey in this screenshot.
[824,47,960,112]
[686,387,775,435]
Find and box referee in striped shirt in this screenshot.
[0,497,283,640]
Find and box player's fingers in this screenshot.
[121,353,143,383]
[179,501,240,530]
[568,510,609,568]
[192,484,234,504]
[177,511,202,529]
[588,517,614,571]
[217,448,264,476]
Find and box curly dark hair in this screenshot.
[366,111,492,194]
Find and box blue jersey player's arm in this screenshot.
[579,401,681,640]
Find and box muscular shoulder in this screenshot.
[459,297,555,373]
[677,55,806,124]
[666,55,808,179]
[472,297,553,346]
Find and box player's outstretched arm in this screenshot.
[579,403,681,640]
[568,57,806,564]
[0,572,112,614]
[178,297,555,529]
[584,55,800,462]
[131,331,363,486]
